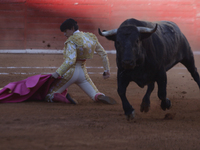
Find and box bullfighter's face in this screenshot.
[116,26,143,69]
[63,28,74,38]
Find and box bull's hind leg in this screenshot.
[140,82,155,112]
[156,70,172,111]
[181,56,200,89]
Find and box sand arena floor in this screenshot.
[0,53,200,150]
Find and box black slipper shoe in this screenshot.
[66,93,78,104]
[97,95,117,105]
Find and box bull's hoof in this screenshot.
[126,111,135,121]
[140,102,150,112]
[161,98,171,111]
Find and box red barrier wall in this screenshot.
[0,0,200,51]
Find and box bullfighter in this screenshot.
[45,18,116,105]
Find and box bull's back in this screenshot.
[152,21,192,70]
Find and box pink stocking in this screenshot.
[61,89,68,96]
[94,93,104,101]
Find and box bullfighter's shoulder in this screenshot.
[85,32,98,42]
[65,33,84,46]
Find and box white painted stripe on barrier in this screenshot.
[0,66,57,69]
[0,49,63,54]
[0,49,200,55]
[0,66,113,69]
[0,49,116,54]
[194,51,200,55]
[0,67,199,75]
[0,66,200,70]
[0,72,117,75]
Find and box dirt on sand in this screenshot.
[0,53,200,150]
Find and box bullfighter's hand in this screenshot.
[51,72,60,79]
[103,70,110,79]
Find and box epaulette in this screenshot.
[64,34,84,46]
[85,32,98,42]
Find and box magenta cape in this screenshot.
[0,74,55,103]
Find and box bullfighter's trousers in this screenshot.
[45,60,104,102]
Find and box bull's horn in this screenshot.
[98,28,118,36]
[137,24,157,33]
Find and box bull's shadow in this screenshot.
[99,18,200,120]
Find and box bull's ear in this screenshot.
[139,24,157,40]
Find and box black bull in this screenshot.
[99,18,200,120]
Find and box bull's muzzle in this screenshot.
[122,59,136,69]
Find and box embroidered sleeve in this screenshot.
[56,42,77,76]
[95,41,110,71]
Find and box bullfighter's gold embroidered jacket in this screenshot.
[56,31,110,77]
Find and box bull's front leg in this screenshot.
[117,72,134,120]
[140,82,155,112]
[156,70,171,111]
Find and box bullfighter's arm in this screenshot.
[55,42,77,77]
[95,42,110,79]
[95,42,110,71]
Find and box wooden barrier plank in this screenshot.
[111,4,195,12]
[0,3,25,10]
[27,0,108,5]
[27,5,109,18]
[0,0,26,3]
[27,3,108,10]
[26,33,110,43]
[0,17,24,28]
[0,11,25,17]
[0,29,24,40]
[112,0,195,5]
[110,11,195,19]
[26,34,64,41]
[26,40,64,49]
[0,34,24,41]
[26,17,110,27]
[26,40,115,50]
[0,0,200,51]
[0,41,24,49]
[26,23,60,30]
[26,22,108,31]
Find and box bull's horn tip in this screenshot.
[98,28,103,36]
[155,24,158,30]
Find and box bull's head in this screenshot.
[98,24,157,69]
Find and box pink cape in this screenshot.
[0,74,55,103]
